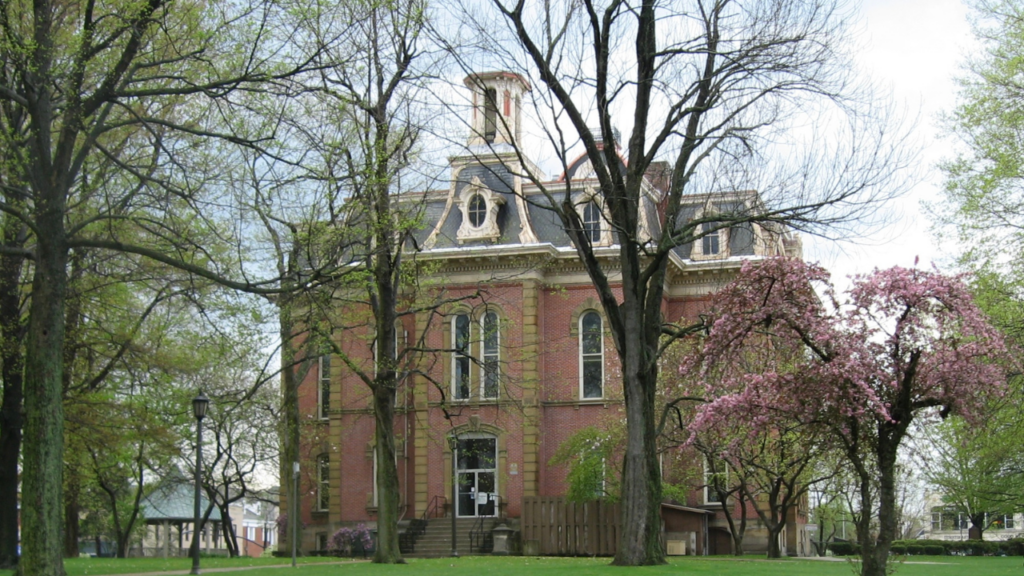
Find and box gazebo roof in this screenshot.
[141,470,223,523]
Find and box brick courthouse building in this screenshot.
[290,72,808,556]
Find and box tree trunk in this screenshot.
[0,233,25,569]
[612,290,664,565]
[20,220,70,576]
[765,524,783,559]
[373,385,402,563]
[278,296,303,557]
[867,439,898,576]
[220,508,239,557]
[63,478,80,558]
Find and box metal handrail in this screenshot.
[468,494,502,552]
[423,494,447,521]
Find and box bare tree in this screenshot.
[447,0,911,564]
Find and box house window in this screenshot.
[482,312,500,399]
[318,356,331,420]
[453,314,471,400]
[702,222,720,256]
[316,454,329,512]
[317,533,328,551]
[246,526,256,541]
[468,194,487,227]
[580,311,604,399]
[583,201,602,243]
[992,514,1015,529]
[704,459,728,505]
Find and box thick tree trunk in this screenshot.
[865,439,898,576]
[21,229,70,576]
[0,239,25,569]
[278,294,303,557]
[373,386,402,563]
[612,289,664,565]
[765,524,783,559]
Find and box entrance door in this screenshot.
[456,436,497,517]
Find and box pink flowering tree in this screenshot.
[684,258,1005,576]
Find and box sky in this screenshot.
[808,0,979,283]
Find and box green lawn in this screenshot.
[1,555,1021,576]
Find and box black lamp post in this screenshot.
[190,391,210,575]
[448,434,459,558]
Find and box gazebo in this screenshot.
[140,471,224,558]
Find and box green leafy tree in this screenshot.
[0,2,343,573]
[550,426,623,503]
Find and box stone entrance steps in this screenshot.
[401,517,496,558]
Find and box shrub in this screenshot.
[906,545,925,555]
[330,524,374,557]
[924,545,944,555]
[829,541,857,556]
[890,544,907,555]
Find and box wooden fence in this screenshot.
[521,497,619,556]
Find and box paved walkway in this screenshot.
[89,560,368,576]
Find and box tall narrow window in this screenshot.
[484,88,498,142]
[582,201,602,243]
[702,222,720,255]
[316,454,329,511]
[580,311,604,399]
[453,314,471,400]
[482,312,500,399]
[318,355,331,420]
[704,459,727,505]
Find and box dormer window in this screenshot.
[457,177,505,243]
[691,206,730,260]
[702,222,720,255]
[469,194,487,227]
[583,201,602,243]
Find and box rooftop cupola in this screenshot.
[464,71,531,147]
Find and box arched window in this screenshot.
[583,201,601,243]
[318,355,331,420]
[468,194,487,227]
[316,454,330,511]
[453,314,471,400]
[482,312,500,399]
[579,311,604,399]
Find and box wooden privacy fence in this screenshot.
[521,497,619,556]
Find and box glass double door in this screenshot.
[456,437,497,517]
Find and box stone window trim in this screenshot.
[456,177,505,244]
[573,188,612,247]
[315,453,330,512]
[447,305,507,402]
[317,355,331,421]
[579,310,605,400]
[690,205,730,261]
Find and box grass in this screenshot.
[1,554,1021,576]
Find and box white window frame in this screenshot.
[317,356,331,420]
[579,311,604,399]
[316,454,330,512]
[690,206,731,261]
[481,311,500,399]
[452,314,472,400]
[704,459,728,505]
